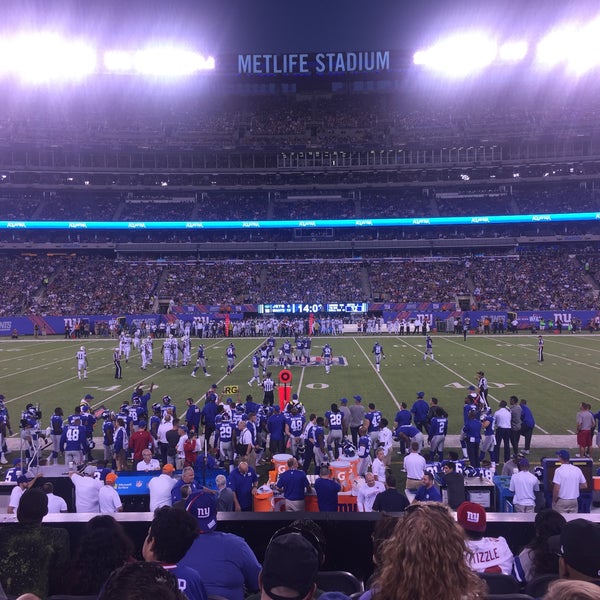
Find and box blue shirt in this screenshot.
[411,399,429,424]
[414,485,442,502]
[227,467,258,511]
[267,413,286,440]
[180,531,261,600]
[394,409,412,427]
[314,477,341,511]
[162,564,208,600]
[276,468,310,500]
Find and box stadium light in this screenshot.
[498,41,528,63]
[132,47,215,76]
[6,33,96,82]
[536,25,578,68]
[103,51,134,73]
[413,32,498,77]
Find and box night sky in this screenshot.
[3,0,599,54]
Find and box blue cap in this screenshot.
[417,391,425,398]
[12,458,21,465]
[468,385,477,391]
[84,394,94,399]
[557,449,570,461]
[292,393,299,400]
[16,475,29,484]
[138,420,147,428]
[340,398,348,404]
[186,491,217,533]
[179,425,188,432]
[353,395,362,402]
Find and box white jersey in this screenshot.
[465,536,514,575]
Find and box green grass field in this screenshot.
[2,332,599,444]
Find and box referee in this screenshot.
[538,335,544,362]
[261,372,275,406]
[113,347,122,379]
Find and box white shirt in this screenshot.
[403,452,426,480]
[466,536,514,575]
[71,473,103,513]
[8,485,24,512]
[98,485,123,513]
[157,421,173,444]
[357,481,385,512]
[553,463,586,500]
[46,492,68,513]
[137,458,161,471]
[371,458,387,482]
[509,471,539,507]
[378,428,393,455]
[494,407,511,429]
[148,473,176,512]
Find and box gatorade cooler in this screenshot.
[346,455,359,480]
[330,460,352,491]
[253,489,274,512]
[272,454,290,475]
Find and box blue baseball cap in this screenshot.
[138,420,147,428]
[353,395,362,402]
[557,449,570,461]
[186,491,217,533]
[340,398,348,404]
[12,458,22,465]
[84,394,94,400]
[417,391,425,398]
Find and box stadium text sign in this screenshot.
[237,51,390,75]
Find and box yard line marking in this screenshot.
[353,338,400,409]
[401,338,551,434]
[442,336,600,404]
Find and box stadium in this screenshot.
[0,1,600,598]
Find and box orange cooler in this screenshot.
[253,490,274,512]
[272,453,290,475]
[330,460,352,491]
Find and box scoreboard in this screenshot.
[258,302,368,314]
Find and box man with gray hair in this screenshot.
[215,474,234,512]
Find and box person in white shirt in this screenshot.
[148,464,177,512]
[403,442,426,494]
[509,458,539,512]
[7,473,42,514]
[99,473,123,514]
[70,466,103,513]
[357,472,385,512]
[378,418,393,466]
[136,449,161,472]
[457,501,514,575]
[371,448,387,482]
[43,481,68,513]
[552,449,587,513]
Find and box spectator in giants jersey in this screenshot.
[457,501,514,575]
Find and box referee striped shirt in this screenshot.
[262,378,274,392]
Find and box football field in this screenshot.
[1,332,599,445]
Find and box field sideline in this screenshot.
[0,333,599,446]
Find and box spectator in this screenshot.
[42,481,68,513]
[456,501,514,575]
[7,473,42,514]
[370,502,486,600]
[509,458,540,513]
[137,448,161,471]
[0,488,70,598]
[64,515,134,596]
[552,450,586,513]
[180,491,261,600]
[513,509,566,585]
[372,474,409,512]
[69,465,103,513]
[413,472,442,503]
[441,461,466,510]
[99,472,123,514]
[142,506,208,600]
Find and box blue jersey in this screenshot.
[429,416,448,438]
[481,412,495,436]
[372,343,383,355]
[226,346,236,358]
[251,354,260,368]
[102,420,115,445]
[50,414,64,435]
[357,434,371,458]
[80,413,96,436]
[60,424,88,452]
[426,337,433,350]
[286,414,305,436]
[394,409,412,427]
[397,424,420,439]
[325,410,343,430]
[463,402,477,426]
[365,410,382,433]
[197,346,205,359]
[282,342,291,354]
[411,400,429,424]
[322,346,332,358]
[218,421,234,443]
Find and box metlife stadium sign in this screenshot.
[237,50,391,75]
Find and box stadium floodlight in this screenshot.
[7,33,96,82]
[133,47,215,76]
[498,41,528,63]
[104,51,134,73]
[565,17,600,75]
[536,25,578,68]
[412,32,497,77]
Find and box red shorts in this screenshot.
[577,430,592,447]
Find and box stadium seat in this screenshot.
[315,571,364,596]
[524,574,559,598]
[478,573,520,594]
